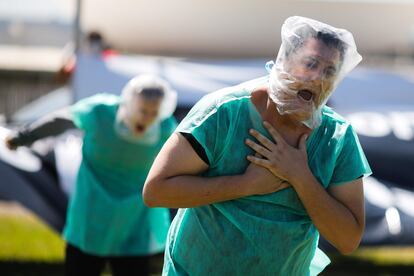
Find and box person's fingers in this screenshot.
[245,139,272,159]
[278,180,291,190]
[246,155,271,169]
[249,129,276,150]
[263,121,286,146]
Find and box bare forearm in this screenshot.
[292,172,364,254]
[144,132,287,208]
[143,174,248,208]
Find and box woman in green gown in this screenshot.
[6,75,177,276]
[144,17,370,275]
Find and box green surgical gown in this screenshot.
[163,77,371,275]
[63,93,177,256]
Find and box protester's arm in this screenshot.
[246,122,365,254]
[143,133,289,208]
[5,108,76,150]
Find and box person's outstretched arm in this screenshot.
[5,108,76,150]
[143,133,289,208]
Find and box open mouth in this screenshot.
[135,124,146,133]
[297,89,314,102]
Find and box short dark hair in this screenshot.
[284,25,346,62]
[140,87,165,100]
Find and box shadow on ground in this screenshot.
[2,258,414,276]
[0,254,163,276]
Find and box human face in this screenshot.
[280,38,341,121]
[124,94,162,136]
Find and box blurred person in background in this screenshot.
[57,31,117,84]
[143,16,370,275]
[5,74,177,276]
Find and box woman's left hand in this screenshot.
[245,121,311,186]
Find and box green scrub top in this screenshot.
[163,77,371,275]
[63,93,177,256]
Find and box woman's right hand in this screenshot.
[242,161,290,196]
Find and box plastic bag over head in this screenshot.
[115,74,177,142]
[267,16,362,128]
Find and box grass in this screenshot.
[0,201,162,275]
[0,202,64,262]
[347,246,414,265]
[322,247,414,276]
[326,246,414,268]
